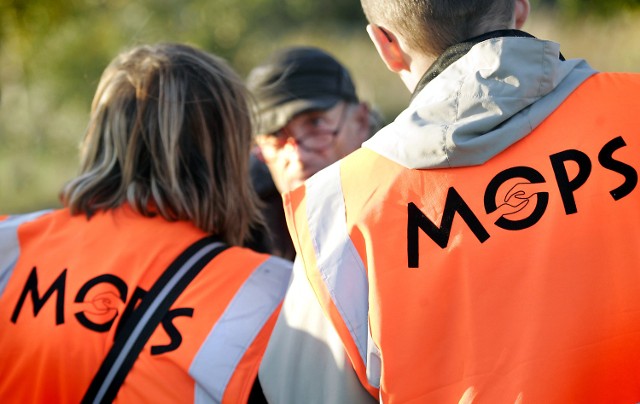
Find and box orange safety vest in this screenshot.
[284,73,640,403]
[0,206,291,403]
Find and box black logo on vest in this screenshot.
[407,136,637,267]
[10,270,192,355]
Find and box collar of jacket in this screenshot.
[411,30,565,102]
[362,34,596,169]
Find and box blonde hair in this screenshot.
[60,43,260,245]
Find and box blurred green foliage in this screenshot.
[541,0,640,16]
[0,0,366,120]
[1,0,640,213]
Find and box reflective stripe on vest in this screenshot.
[285,72,640,402]
[304,162,381,389]
[190,255,291,403]
[0,210,51,297]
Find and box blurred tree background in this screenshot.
[1,0,639,213]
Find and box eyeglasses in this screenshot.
[262,104,351,152]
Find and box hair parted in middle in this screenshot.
[360,0,516,57]
[60,43,261,245]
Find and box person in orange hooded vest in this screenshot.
[0,43,291,403]
[282,0,640,402]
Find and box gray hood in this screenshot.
[363,36,597,169]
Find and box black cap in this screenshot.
[247,47,358,135]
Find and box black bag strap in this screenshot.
[82,235,229,404]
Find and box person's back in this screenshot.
[1,208,289,402]
[282,0,640,402]
[0,43,291,403]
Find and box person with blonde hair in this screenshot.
[0,43,291,403]
[281,0,640,402]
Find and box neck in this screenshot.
[410,29,538,100]
[400,52,437,93]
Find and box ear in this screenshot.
[514,0,530,29]
[366,24,410,73]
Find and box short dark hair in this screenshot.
[361,0,515,57]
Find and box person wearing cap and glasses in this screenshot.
[245,46,381,261]
[247,47,379,404]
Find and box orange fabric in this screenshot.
[287,73,640,402]
[0,206,280,403]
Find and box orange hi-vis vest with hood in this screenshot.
[284,50,640,403]
[0,206,291,403]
